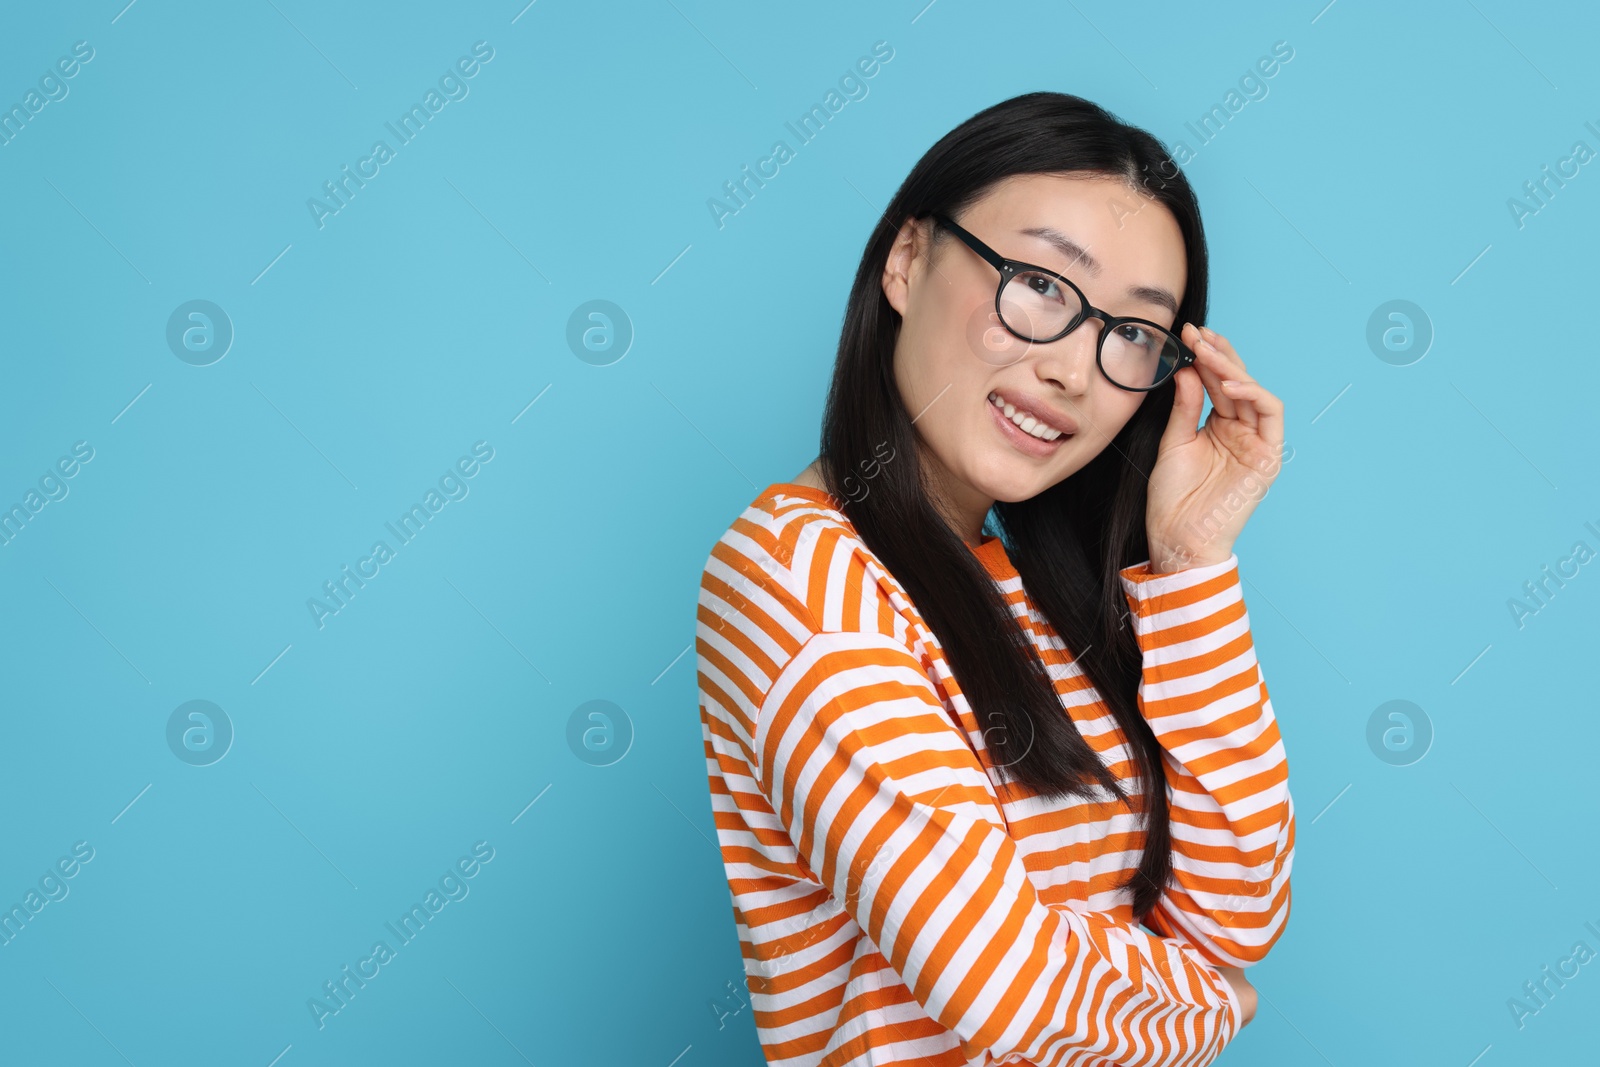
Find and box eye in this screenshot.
[1020,271,1063,302]
[1116,323,1156,348]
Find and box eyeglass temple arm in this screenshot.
[930,214,1008,273]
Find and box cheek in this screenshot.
[908,259,991,360]
[1101,390,1147,438]
[891,344,980,476]
[894,296,987,408]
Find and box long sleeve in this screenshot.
[754,624,1243,1067]
[1117,552,1295,968]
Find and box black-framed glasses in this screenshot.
[931,212,1195,392]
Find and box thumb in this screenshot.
[1159,365,1204,453]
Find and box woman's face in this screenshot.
[883,172,1189,538]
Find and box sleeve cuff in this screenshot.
[1117,552,1240,634]
[1119,551,1239,595]
[1211,962,1244,1036]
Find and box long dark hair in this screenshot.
[815,91,1209,921]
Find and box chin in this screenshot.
[971,456,1057,504]
[992,481,1054,504]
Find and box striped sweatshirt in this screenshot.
[695,483,1294,1067]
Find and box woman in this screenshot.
[695,91,1294,1067]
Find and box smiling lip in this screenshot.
[988,395,1069,457]
[987,388,1079,436]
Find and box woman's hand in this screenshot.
[1216,965,1258,1028]
[1144,324,1286,573]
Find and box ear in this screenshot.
[880,215,931,317]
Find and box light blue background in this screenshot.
[2,1,1596,1064]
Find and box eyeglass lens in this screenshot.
[998,269,1182,390]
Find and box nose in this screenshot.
[1034,314,1105,396]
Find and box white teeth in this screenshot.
[989,392,1063,441]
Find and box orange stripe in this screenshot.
[698,492,1291,1065]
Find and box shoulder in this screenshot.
[699,486,917,639]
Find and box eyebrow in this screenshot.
[1018,226,1180,318]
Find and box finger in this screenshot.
[1221,380,1284,453]
[1217,378,1259,432]
[1191,330,1241,422]
[1202,331,1253,399]
[1183,324,1237,421]
[1219,380,1285,444]
[1161,363,1205,452]
[1200,326,1247,375]
[1199,327,1260,432]
[1198,332,1250,387]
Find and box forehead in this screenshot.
[963,173,1188,310]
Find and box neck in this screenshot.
[921,458,991,547]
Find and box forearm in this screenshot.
[1120,552,1296,965]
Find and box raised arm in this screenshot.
[755,624,1244,1067]
[1117,552,1295,967]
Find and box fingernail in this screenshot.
[1220,379,1237,388]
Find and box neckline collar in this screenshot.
[757,482,1015,580]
